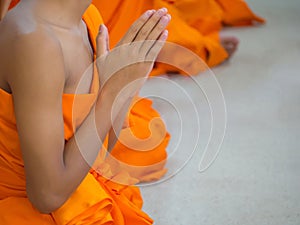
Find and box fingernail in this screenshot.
[161,7,167,13]
[158,7,167,16]
[145,10,155,17]
[162,30,168,39]
[160,16,169,25]
[99,24,104,33]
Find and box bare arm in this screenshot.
[9,8,170,214]
[9,30,108,213]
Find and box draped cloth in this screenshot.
[92,0,265,75]
[0,4,171,224]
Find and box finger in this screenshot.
[122,116,130,129]
[117,10,156,46]
[134,8,168,42]
[96,24,110,58]
[146,14,171,41]
[139,14,170,55]
[145,30,168,62]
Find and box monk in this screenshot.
[0,0,171,224]
[2,0,171,183]
[92,0,265,75]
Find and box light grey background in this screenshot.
[139,0,300,224]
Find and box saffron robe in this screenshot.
[92,0,265,75]
[0,4,170,224]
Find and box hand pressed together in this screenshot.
[96,8,171,99]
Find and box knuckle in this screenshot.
[130,25,138,35]
[151,13,161,21]
[139,29,149,37]
[157,23,165,30]
[149,51,157,59]
[139,16,148,24]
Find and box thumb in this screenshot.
[96,24,110,58]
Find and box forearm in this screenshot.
[56,94,114,199]
[107,97,132,152]
[41,87,134,212]
[30,105,109,213]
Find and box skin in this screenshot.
[0,0,10,20]
[0,0,239,69]
[221,36,239,58]
[0,0,170,213]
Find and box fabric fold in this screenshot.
[92,0,265,75]
[52,174,113,225]
[1,4,167,224]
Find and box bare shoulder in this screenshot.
[0,10,62,59]
[0,12,63,65]
[0,10,65,94]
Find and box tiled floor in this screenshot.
[139,0,300,224]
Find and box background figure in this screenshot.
[92,0,265,75]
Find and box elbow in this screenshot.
[27,187,67,214]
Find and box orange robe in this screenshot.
[92,0,265,75]
[0,4,170,224]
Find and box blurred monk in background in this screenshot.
[92,0,265,75]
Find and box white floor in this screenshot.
[139,0,300,224]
